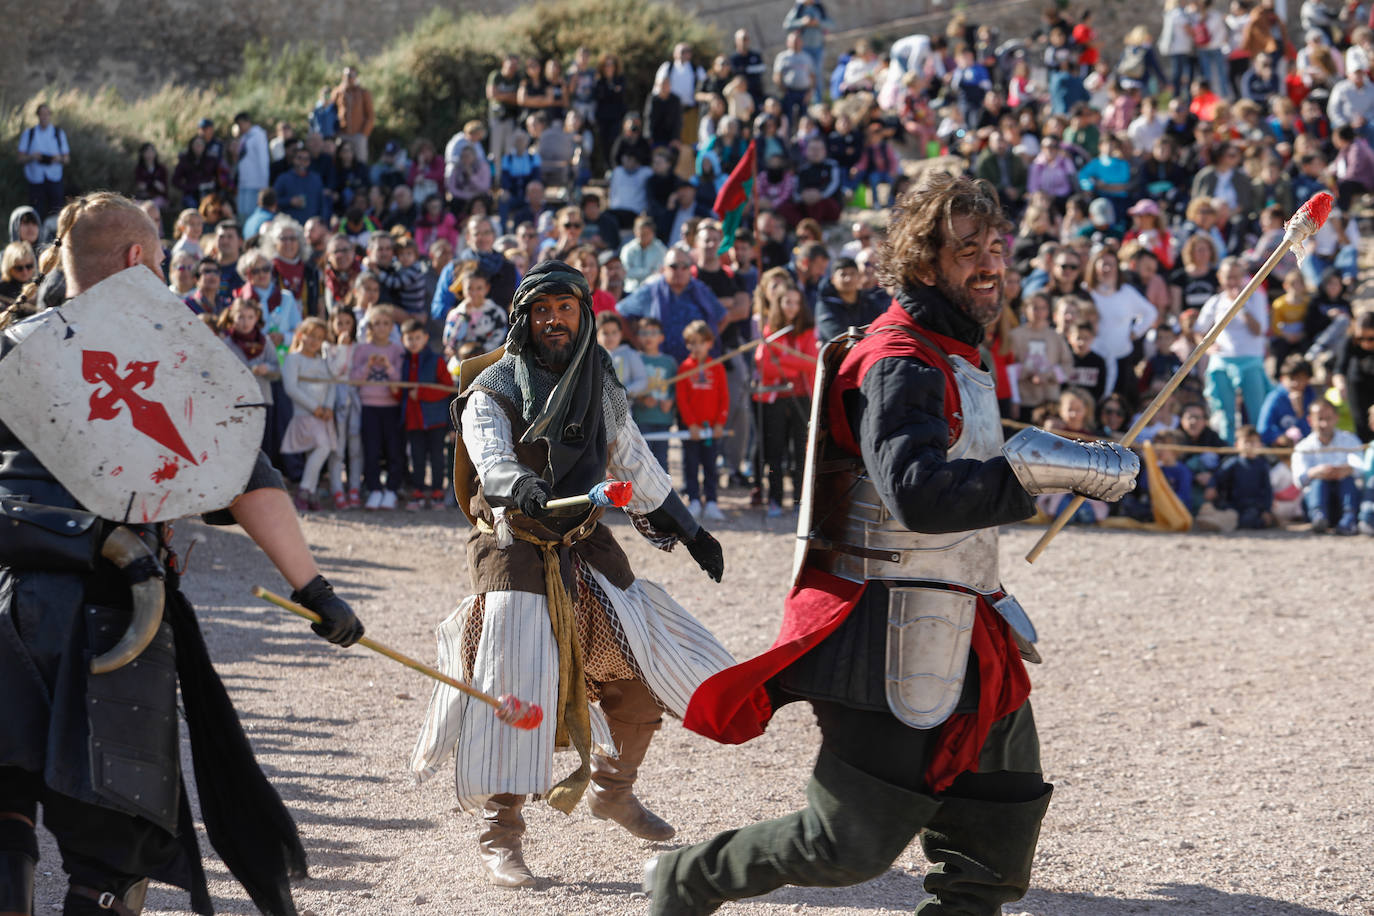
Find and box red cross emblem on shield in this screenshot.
[82,350,198,466]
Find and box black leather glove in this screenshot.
[685,528,724,582]
[291,575,365,647]
[511,475,553,518]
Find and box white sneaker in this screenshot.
[380,490,398,510]
[688,499,703,519]
[364,490,384,510]
[703,501,725,521]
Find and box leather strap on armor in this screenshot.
[0,497,101,571]
[66,879,148,916]
[1001,426,1140,502]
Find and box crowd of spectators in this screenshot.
[6,0,1374,534]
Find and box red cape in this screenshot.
[682,299,1030,793]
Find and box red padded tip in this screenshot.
[495,694,544,730]
[1296,191,1334,229]
[604,480,634,507]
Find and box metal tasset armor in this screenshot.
[797,330,1034,730]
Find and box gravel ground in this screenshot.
[30,494,1374,916]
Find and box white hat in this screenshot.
[1346,46,1369,75]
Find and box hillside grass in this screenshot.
[0,0,716,219]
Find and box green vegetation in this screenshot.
[0,0,716,218]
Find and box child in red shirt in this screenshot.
[400,318,455,509]
[674,319,729,520]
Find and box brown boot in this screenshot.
[587,680,675,841]
[477,793,535,887]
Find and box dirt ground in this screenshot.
[30,490,1374,916]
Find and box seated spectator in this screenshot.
[447,142,493,217]
[132,142,169,210]
[1329,124,1374,211]
[1123,200,1173,271]
[973,130,1027,216]
[407,138,445,206]
[274,144,328,223]
[414,194,460,254]
[1292,398,1364,533]
[620,214,667,294]
[608,151,651,229]
[171,207,205,260]
[567,245,619,315]
[1027,135,1077,201]
[779,136,843,225]
[172,135,221,208]
[442,261,508,356]
[1065,319,1109,405]
[369,141,409,190]
[617,249,726,362]
[1213,425,1276,529]
[330,139,371,215]
[1258,355,1319,446]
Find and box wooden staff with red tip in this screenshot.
[544,479,634,511]
[1024,191,1336,564]
[252,586,544,730]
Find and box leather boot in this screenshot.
[587,680,675,841]
[64,878,148,915]
[916,784,1053,915]
[477,793,535,888]
[0,852,35,916]
[0,811,39,916]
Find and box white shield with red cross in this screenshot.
[0,266,266,522]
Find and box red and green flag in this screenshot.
[712,140,756,256]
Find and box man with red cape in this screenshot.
[646,171,1139,915]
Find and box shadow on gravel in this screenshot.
[744,870,929,910]
[1024,885,1350,915]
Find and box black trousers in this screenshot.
[759,396,809,507]
[406,426,447,491]
[0,765,179,895]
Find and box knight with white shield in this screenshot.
[0,193,362,916]
[650,172,1139,915]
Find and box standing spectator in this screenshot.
[170,207,206,261]
[1011,292,1074,422]
[754,280,818,517]
[447,143,493,216]
[1329,124,1374,210]
[773,30,817,134]
[974,131,1027,216]
[594,56,629,168]
[321,232,359,312]
[1196,257,1271,443]
[730,29,767,105]
[1159,0,1199,101]
[266,217,320,319]
[309,84,340,140]
[655,43,706,150]
[274,145,328,223]
[1191,142,1257,222]
[414,195,460,255]
[782,0,834,98]
[814,256,883,344]
[350,305,405,509]
[233,111,271,219]
[949,44,993,127]
[645,77,685,151]
[221,298,281,453]
[607,151,650,229]
[281,317,338,510]
[675,320,729,520]
[399,318,453,510]
[487,54,523,177]
[599,248,627,302]
[630,317,678,472]
[1333,310,1374,442]
[325,308,364,508]
[16,103,69,220]
[332,66,376,163]
[1085,247,1158,408]
[1292,398,1363,532]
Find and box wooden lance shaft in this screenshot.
[253,586,503,710]
[1024,227,1299,564]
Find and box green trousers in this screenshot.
[652,700,1051,916]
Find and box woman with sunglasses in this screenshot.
[0,241,36,307]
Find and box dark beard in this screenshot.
[534,333,575,371]
[935,274,1003,327]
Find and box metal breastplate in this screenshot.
[813,353,1006,729]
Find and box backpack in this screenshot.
[1190,17,1212,48]
[1119,45,1148,81]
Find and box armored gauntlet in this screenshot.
[1002,426,1139,502]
